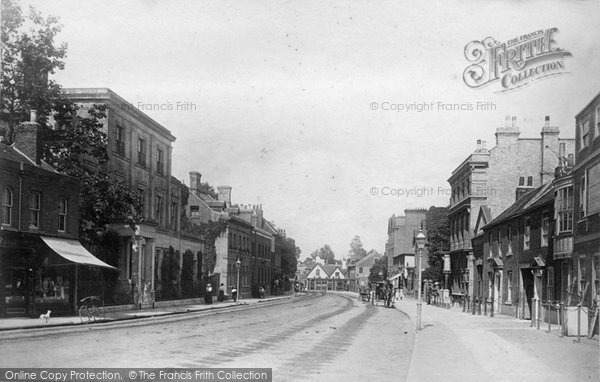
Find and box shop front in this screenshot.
[0,233,116,318]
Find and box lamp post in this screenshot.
[415,229,426,331]
[236,257,241,301]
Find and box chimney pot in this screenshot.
[477,139,482,150]
[512,116,517,128]
[505,116,510,128]
[482,141,487,149]
[545,116,550,126]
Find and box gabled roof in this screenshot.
[1,143,59,173]
[474,205,492,236]
[353,251,381,267]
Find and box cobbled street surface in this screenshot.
[0,293,414,382]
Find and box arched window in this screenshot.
[2,187,13,225]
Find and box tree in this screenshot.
[1,0,68,142]
[280,238,298,278]
[348,235,367,262]
[368,255,388,284]
[316,245,336,264]
[42,104,143,240]
[424,206,450,283]
[198,182,218,200]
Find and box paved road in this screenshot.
[0,293,414,381]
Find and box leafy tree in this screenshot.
[1,0,67,142]
[42,104,143,239]
[312,245,336,264]
[348,235,367,260]
[368,255,388,284]
[424,206,450,283]
[198,182,218,200]
[280,237,298,277]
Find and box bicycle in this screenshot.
[79,296,106,323]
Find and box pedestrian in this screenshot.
[259,285,265,299]
[231,285,238,302]
[204,283,213,304]
[218,283,225,302]
[369,289,375,305]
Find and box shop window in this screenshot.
[2,187,13,225]
[58,197,68,232]
[35,269,72,304]
[30,191,41,228]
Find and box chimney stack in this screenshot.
[217,186,232,206]
[14,114,42,165]
[545,115,550,127]
[477,139,482,151]
[189,171,202,194]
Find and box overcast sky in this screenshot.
[23,0,600,259]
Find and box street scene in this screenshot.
[1,0,600,381]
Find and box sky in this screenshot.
[19,0,600,260]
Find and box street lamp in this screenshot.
[236,257,241,301]
[415,228,426,331]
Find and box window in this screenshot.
[557,186,573,233]
[316,269,320,278]
[580,174,587,219]
[541,212,549,247]
[58,198,68,232]
[519,177,525,186]
[527,176,533,187]
[2,187,13,225]
[359,267,363,274]
[588,163,600,215]
[116,125,125,156]
[170,202,177,230]
[524,217,531,250]
[496,230,501,256]
[578,258,586,293]
[488,233,493,257]
[580,118,591,150]
[155,193,163,224]
[30,191,40,228]
[507,225,513,256]
[190,205,200,218]
[335,271,340,278]
[138,187,146,217]
[156,148,164,175]
[506,271,513,303]
[137,138,146,167]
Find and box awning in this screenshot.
[487,256,503,268]
[531,256,545,268]
[388,273,403,281]
[41,236,118,270]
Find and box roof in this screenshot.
[484,182,555,230]
[0,143,59,173]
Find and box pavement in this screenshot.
[391,296,599,382]
[0,292,305,332]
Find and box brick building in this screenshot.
[63,88,204,307]
[448,116,574,303]
[385,209,428,292]
[0,117,113,317]
[572,93,600,309]
[474,182,556,319]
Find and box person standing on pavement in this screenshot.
[204,283,213,304]
[218,283,225,302]
[231,285,237,302]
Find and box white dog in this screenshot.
[39,310,51,323]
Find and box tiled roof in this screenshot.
[0,143,58,173]
[484,183,554,230]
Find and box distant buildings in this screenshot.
[385,209,428,291]
[305,263,347,291]
[346,251,381,292]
